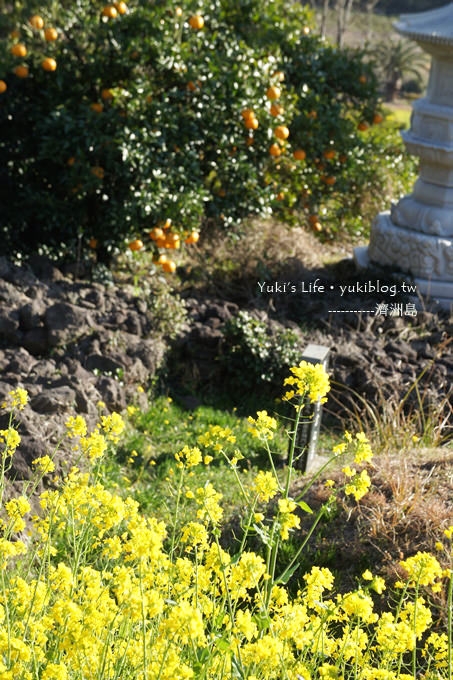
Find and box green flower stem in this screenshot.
[169,467,184,567]
[448,566,452,680]
[237,496,258,556]
[293,454,342,502]
[220,450,249,505]
[275,504,325,585]
[284,399,304,497]
[264,438,283,492]
[139,560,148,680]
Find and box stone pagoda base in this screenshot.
[354,211,453,311]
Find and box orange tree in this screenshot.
[0,0,406,264]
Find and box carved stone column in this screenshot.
[355,3,453,310]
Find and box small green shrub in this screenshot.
[220,310,302,388]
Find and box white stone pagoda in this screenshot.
[356,2,453,310]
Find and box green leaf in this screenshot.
[297,500,313,514]
[214,637,231,652]
[276,562,299,585]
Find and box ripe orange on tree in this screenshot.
[323,149,335,160]
[241,108,254,119]
[373,113,383,124]
[293,149,306,160]
[245,116,258,130]
[166,233,180,248]
[357,121,369,131]
[312,221,322,232]
[89,237,98,249]
[44,27,58,41]
[269,143,282,157]
[246,136,254,146]
[157,254,168,264]
[11,44,27,58]
[42,58,57,72]
[266,85,281,100]
[162,260,176,273]
[150,227,164,241]
[91,166,105,179]
[10,30,20,39]
[29,15,44,29]
[339,154,347,163]
[175,7,183,17]
[270,103,284,117]
[189,15,204,29]
[325,176,336,186]
[185,230,199,244]
[359,75,367,84]
[308,214,319,225]
[91,102,104,113]
[0,81,7,94]
[114,1,128,14]
[276,191,285,201]
[274,125,289,140]
[102,5,118,18]
[13,65,29,78]
[307,110,317,119]
[272,71,285,82]
[128,239,143,251]
[102,88,113,100]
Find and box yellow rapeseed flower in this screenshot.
[283,360,330,404]
[32,455,55,473]
[247,410,277,440]
[252,470,278,502]
[2,387,28,411]
[400,551,443,588]
[65,414,87,438]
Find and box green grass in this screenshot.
[99,397,285,524]
[383,106,411,128]
[99,395,339,528]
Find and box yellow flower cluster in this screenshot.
[64,412,124,461]
[195,482,223,525]
[4,496,30,533]
[283,361,330,404]
[400,552,444,591]
[0,392,450,680]
[1,387,28,411]
[0,427,21,458]
[333,430,373,464]
[277,498,300,540]
[344,468,371,501]
[175,445,203,468]
[32,455,55,474]
[197,424,236,451]
[253,470,279,502]
[247,410,277,440]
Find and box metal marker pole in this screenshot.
[290,343,330,473]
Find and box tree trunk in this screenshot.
[385,78,400,102]
[365,0,380,44]
[336,0,354,48]
[321,0,330,40]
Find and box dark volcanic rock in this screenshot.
[31,386,77,414]
[0,256,171,482]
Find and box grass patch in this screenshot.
[99,395,339,526]
[383,105,411,129]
